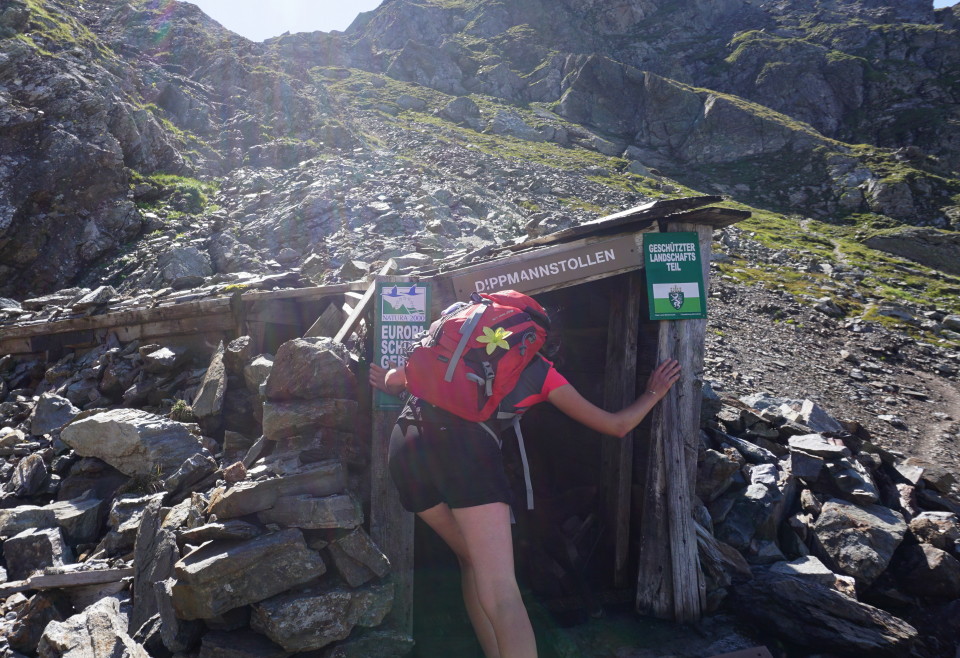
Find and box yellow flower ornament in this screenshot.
[476,326,513,355]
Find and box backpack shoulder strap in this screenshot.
[443,300,490,382]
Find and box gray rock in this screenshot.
[780,400,844,434]
[162,453,218,498]
[251,582,394,652]
[823,457,880,505]
[141,345,191,374]
[812,498,907,586]
[327,528,391,588]
[243,354,274,393]
[172,528,326,620]
[96,494,158,557]
[178,520,263,546]
[198,629,288,658]
[208,460,346,519]
[131,496,177,633]
[263,338,357,402]
[321,629,415,658]
[696,448,740,504]
[0,495,104,545]
[864,228,960,276]
[224,336,256,375]
[6,592,73,654]
[768,556,837,587]
[731,571,917,656]
[2,528,74,581]
[155,579,204,653]
[60,409,210,477]
[788,434,850,459]
[29,394,81,436]
[71,285,117,310]
[192,341,227,425]
[22,289,88,312]
[788,451,825,481]
[37,596,149,658]
[908,512,960,552]
[257,493,363,530]
[740,393,804,415]
[718,433,778,465]
[895,544,960,600]
[158,246,213,287]
[261,399,358,441]
[903,456,958,494]
[439,96,481,126]
[712,482,781,556]
[4,453,49,497]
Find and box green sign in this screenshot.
[373,281,431,410]
[644,232,706,320]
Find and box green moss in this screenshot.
[18,0,115,59]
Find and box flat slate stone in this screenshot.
[257,493,363,530]
[207,460,346,519]
[171,528,326,620]
[60,409,210,477]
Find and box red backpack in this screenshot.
[405,291,549,422]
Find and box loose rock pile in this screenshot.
[1,327,959,656]
[0,334,409,657]
[701,393,960,656]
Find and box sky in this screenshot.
[188,0,957,42]
[186,0,384,41]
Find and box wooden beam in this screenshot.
[660,207,751,229]
[246,299,304,326]
[303,301,344,339]
[636,222,712,622]
[369,274,414,636]
[333,261,396,345]
[496,196,723,253]
[600,271,642,589]
[0,567,135,597]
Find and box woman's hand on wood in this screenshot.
[644,359,681,400]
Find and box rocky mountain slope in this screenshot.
[1,0,960,656]
[0,0,958,298]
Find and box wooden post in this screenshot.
[600,271,642,589]
[636,222,712,622]
[368,274,415,637]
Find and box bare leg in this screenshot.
[418,503,501,658]
[452,502,537,658]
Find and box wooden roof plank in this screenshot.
[497,195,724,253]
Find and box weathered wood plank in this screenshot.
[600,271,642,589]
[637,221,712,622]
[333,261,396,345]
[0,567,135,597]
[660,207,751,229]
[369,275,414,635]
[497,196,722,253]
[109,314,236,344]
[303,301,344,338]
[246,299,304,326]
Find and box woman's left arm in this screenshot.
[547,359,681,438]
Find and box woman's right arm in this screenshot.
[546,359,681,438]
[369,363,407,396]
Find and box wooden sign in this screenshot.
[450,233,643,298]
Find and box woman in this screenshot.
[370,344,681,658]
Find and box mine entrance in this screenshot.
[408,274,660,655]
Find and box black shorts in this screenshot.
[388,400,513,513]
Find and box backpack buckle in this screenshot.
[482,361,495,397]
